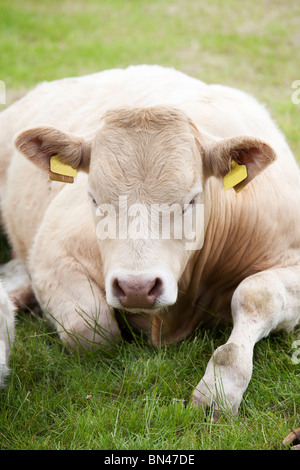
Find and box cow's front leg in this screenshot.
[31,256,121,351]
[193,266,300,415]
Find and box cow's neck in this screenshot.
[150,177,283,346]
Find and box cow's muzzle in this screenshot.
[112,276,163,309]
[105,269,178,312]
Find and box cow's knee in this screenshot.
[232,274,286,322]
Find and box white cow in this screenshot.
[0,65,299,414]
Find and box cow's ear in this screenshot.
[15,126,92,181]
[202,135,276,191]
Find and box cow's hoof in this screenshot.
[283,428,300,450]
[192,383,239,417]
[191,395,221,421]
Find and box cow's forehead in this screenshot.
[89,108,199,203]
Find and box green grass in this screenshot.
[1,0,300,157]
[0,0,300,451]
[1,314,299,450]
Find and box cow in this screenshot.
[0,65,299,415]
[0,278,15,388]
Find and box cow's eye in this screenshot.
[183,194,199,214]
[189,196,197,205]
[189,193,200,206]
[88,192,97,207]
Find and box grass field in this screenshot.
[0,0,299,451]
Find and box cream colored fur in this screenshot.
[1,65,300,413]
[0,278,15,387]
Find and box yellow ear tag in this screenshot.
[223,160,247,192]
[49,155,77,184]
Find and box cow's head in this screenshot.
[15,106,276,313]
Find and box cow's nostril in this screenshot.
[111,275,164,309]
[148,277,163,299]
[106,270,177,310]
[112,278,126,300]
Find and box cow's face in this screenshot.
[87,107,204,312]
[16,106,276,313]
